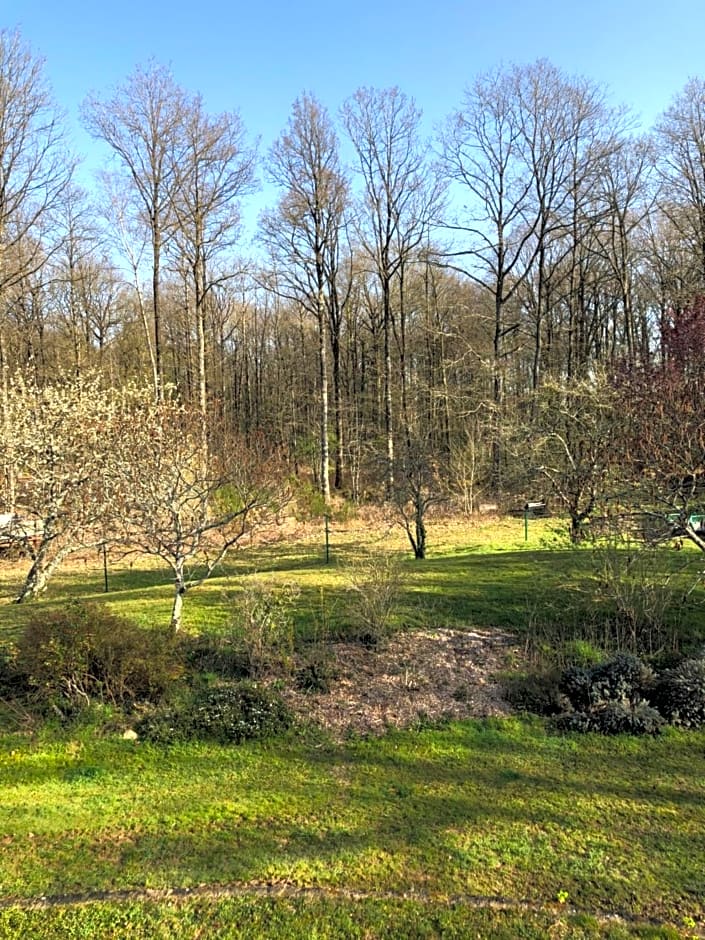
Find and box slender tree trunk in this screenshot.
[491,280,504,491]
[153,225,163,402]
[331,335,344,491]
[383,282,394,498]
[170,562,187,632]
[0,331,15,513]
[317,288,331,505]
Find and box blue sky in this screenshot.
[4,0,705,239]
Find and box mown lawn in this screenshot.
[0,720,704,936]
[0,514,704,937]
[0,513,701,643]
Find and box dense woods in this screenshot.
[1,27,705,561]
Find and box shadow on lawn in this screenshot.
[42,729,703,920]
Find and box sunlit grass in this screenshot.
[1,513,704,934]
[0,513,702,644]
[0,720,703,929]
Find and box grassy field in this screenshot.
[0,512,701,644]
[0,513,704,937]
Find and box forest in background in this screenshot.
[1,26,704,531]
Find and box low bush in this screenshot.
[555,700,664,735]
[559,653,652,712]
[15,601,180,712]
[344,552,404,648]
[135,680,292,744]
[294,646,339,693]
[502,670,564,716]
[649,657,705,728]
[549,653,662,736]
[227,580,298,677]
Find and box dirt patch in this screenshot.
[281,628,518,739]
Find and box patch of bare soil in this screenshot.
[281,628,518,739]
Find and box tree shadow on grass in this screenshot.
[2,722,704,921]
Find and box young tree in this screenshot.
[613,298,705,550]
[529,375,616,542]
[0,373,129,601]
[391,443,444,559]
[111,398,287,631]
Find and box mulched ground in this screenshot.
[281,627,518,738]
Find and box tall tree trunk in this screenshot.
[317,290,331,505]
[383,283,394,498]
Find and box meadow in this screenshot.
[0,513,703,938]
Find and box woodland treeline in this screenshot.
[1,27,705,520]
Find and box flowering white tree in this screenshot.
[0,373,130,601]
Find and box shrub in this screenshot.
[555,701,664,735]
[135,681,292,744]
[344,552,404,648]
[649,658,705,728]
[555,653,660,736]
[16,601,180,712]
[559,653,652,711]
[0,644,30,699]
[502,670,564,716]
[227,580,298,677]
[294,646,339,693]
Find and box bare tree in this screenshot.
[342,86,442,496]
[594,136,655,365]
[441,67,537,487]
[0,27,73,490]
[529,375,616,543]
[82,62,187,400]
[111,399,286,632]
[260,93,350,502]
[0,28,72,295]
[168,93,256,459]
[654,78,705,293]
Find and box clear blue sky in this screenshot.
[4,0,705,238]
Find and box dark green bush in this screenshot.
[554,653,660,736]
[16,601,180,712]
[135,681,292,744]
[559,653,652,711]
[502,670,564,716]
[649,658,705,728]
[555,701,664,735]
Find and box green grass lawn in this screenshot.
[0,514,704,937]
[0,513,700,644]
[0,721,703,936]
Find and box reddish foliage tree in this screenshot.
[613,296,705,549]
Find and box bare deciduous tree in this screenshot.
[168,94,256,459]
[82,62,187,400]
[343,86,442,496]
[260,93,349,502]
